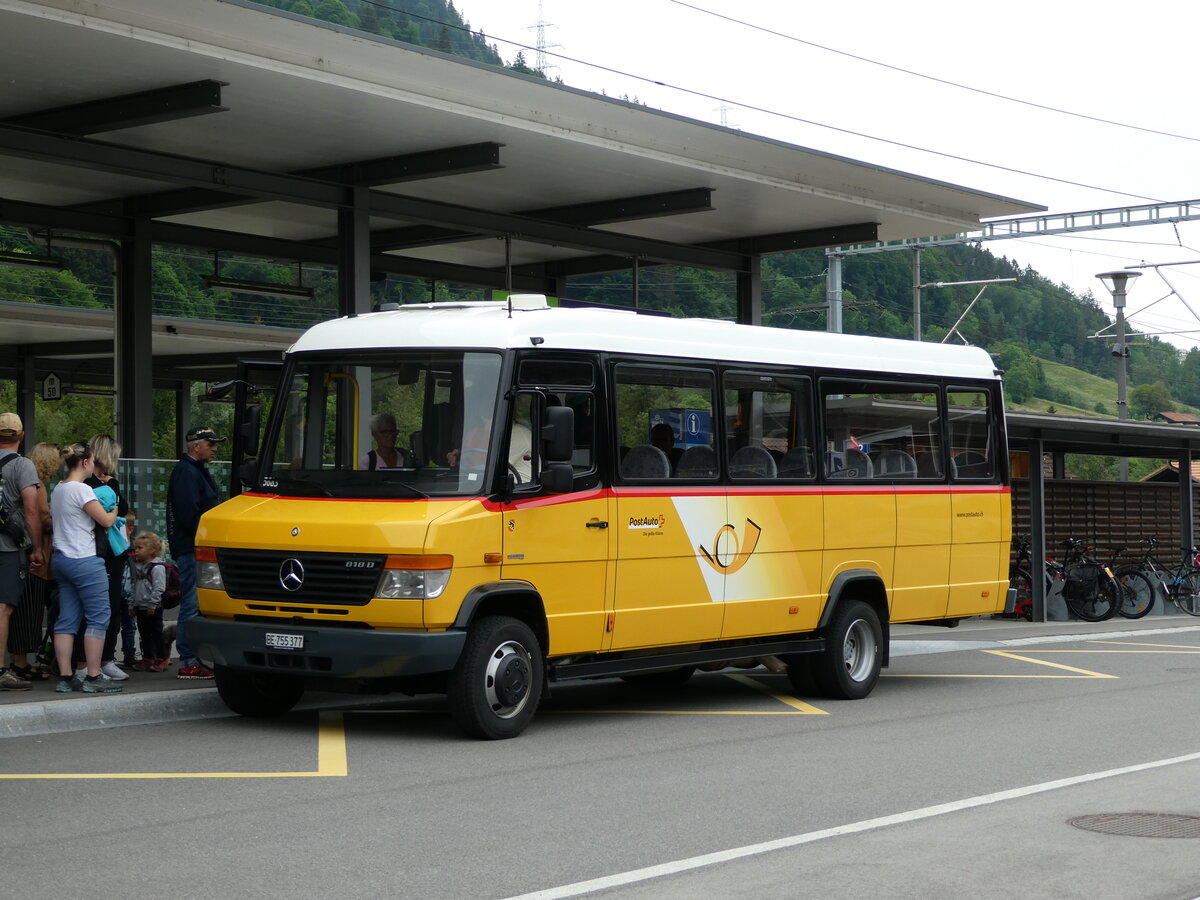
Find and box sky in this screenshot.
[464,0,1200,349]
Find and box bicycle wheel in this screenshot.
[1114,567,1154,619]
[1066,576,1119,622]
[1176,571,1200,616]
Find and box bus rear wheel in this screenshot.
[811,599,882,700]
[214,667,305,717]
[449,616,543,740]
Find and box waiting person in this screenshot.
[0,414,44,692]
[359,413,408,469]
[51,442,122,694]
[76,434,130,683]
[128,531,169,672]
[167,425,224,680]
[119,511,138,666]
[6,441,58,683]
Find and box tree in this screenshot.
[1129,383,1174,420]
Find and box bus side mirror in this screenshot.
[240,404,262,458]
[541,405,574,463]
[540,462,573,494]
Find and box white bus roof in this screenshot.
[289,295,999,382]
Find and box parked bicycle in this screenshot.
[1057,538,1121,622]
[1113,537,1200,618]
[1007,535,1036,621]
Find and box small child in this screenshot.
[128,531,170,672]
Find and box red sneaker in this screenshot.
[176,664,215,680]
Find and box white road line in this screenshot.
[505,750,1200,900]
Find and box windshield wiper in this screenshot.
[271,476,333,498]
[379,479,429,499]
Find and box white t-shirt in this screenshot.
[51,479,101,559]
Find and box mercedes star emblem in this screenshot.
[279,558,305,592]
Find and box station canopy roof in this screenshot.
[0,0,1043,370]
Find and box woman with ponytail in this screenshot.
[49,442,123,694]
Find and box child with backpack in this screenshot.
[127,531,174,672]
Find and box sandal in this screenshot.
[11,664,51,681]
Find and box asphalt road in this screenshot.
[5,627,1200,899]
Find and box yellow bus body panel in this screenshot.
[948,488,1011,617]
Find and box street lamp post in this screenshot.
[1097,270,1141,482]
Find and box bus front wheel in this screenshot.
[449,616,544,740]
[214,667,305,717]
[811,599,882,700]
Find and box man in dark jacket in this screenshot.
[167,425,224,679]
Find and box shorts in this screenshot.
[0,549,25,608]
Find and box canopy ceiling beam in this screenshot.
[0,127,745,270]
[72,141,506,219]
[1,80,228,136]
[368,188,715,252]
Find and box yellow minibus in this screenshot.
[190,294,1010,738]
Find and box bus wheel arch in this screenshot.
[453,582,549,657]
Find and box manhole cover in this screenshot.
[1069,813,1200,838]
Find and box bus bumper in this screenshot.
[188,617,467,679]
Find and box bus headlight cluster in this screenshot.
[197,561,224,591]
[375,555,453,600]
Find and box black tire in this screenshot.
[1065,577,1119,622]
[1178,572,1200,616]
[448,616,543,740]
[1115,567,1154,619]
[620,666,695,687]
[214,666,305,717]
[810,599,882,700]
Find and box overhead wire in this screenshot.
[664,0,1200,145]
[347,0,1160,203]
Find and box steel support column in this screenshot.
[16,353,35,450]
[1181,450,1195,551]
[116,223,153,458]
[1028,437,1047,622]
[338,186,371,317]
[736,254,762,326]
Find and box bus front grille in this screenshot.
[216,549,386,606]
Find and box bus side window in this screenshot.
[614,364,715,482]
[948,389,995,480]
[723,371,813,481]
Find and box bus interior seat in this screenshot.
[875,449,917,478]
[953,450,990,478]
[915,451,943,478]
[830,448,873,480]
[729,445,777,479]
[778,447,814,478]
[621,444,671,479]
[675,444,717,478]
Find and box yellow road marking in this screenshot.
[0,711,348,780]
[550,673,829,716]
[1088,640,1200,650]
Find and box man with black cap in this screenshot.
[167,425,226,679]
[0,413,44,690]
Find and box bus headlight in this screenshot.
[195,547,223,590]
[375,555,453,600]
[197,561,224,591]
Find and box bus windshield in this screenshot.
[254,350,504,499]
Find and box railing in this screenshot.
[117,458,232,560]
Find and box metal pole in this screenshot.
[912,248,922,341]
[826,253,843,333]
[1115,282,1129,482]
